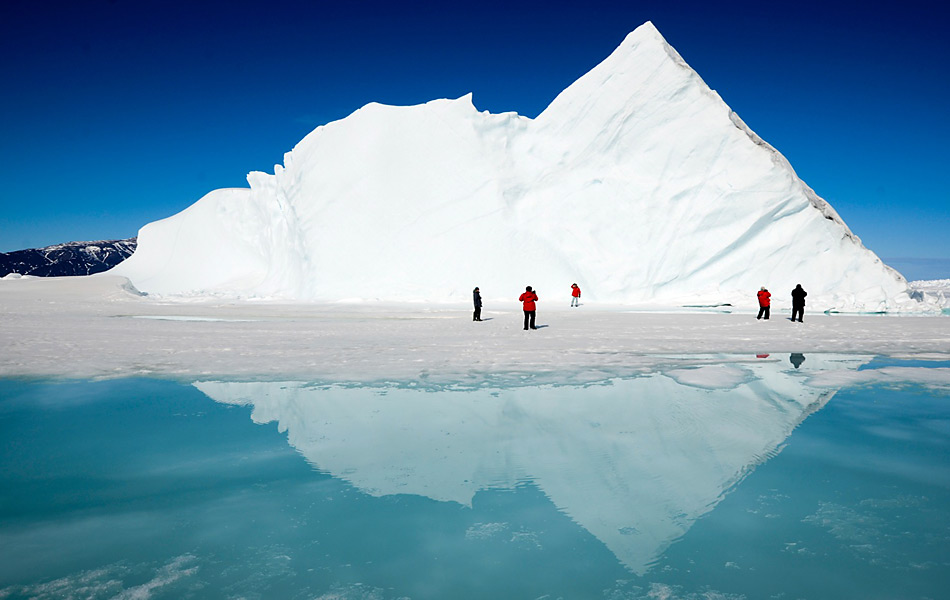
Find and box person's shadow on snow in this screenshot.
[534,324,549,329]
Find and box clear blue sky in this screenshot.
[2,0,948,279]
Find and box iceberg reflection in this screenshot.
[194,354,865,574]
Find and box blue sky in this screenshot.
[1,0,948,279]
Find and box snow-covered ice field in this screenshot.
[2,275,948,384]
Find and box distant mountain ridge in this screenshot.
[0,238,137,277]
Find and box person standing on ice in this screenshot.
[791,284,807,322]
[520,286,539,330]
[473,287,483,321]
[756,287,771,320]
[571,283,581,307]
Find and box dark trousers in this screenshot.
[473,307,481,321]
[756,306,770,319]
[523,310,536,330]
[792,306,804,322]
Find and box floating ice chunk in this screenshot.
[664,364,754,389]
[806,367,950,390]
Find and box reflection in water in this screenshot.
[790,353,806,369]
[194,354,864,574]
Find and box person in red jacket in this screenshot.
[571,283,581,307]
[519,286,539,330]
[756,287,771,320]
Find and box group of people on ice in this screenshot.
[756,284,807,322]
[474,282,807,327]
[472,283,581,329]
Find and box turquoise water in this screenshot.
[1,355,948,599]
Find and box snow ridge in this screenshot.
[109,22,922,312]
[909,279,950,309]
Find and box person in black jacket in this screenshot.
[791,284,807,322]
[473,287,483,321]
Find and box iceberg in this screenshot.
[109,22,915,311]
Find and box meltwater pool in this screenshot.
[1,354,948,599]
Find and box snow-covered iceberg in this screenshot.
[194,354,869,574]
[110,22,915,311]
